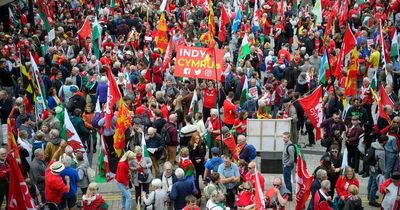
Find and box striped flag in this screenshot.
[20,64,36,102]
[30,53,47,109]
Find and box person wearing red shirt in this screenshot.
[99,51,112,71]
[335,167,359,204]
[233,110,248,135]
[151,57,163,91]
[236,182,255,209]
[244,162,265,191]
[45,145,70,206]
[203,81,218,121]
[102,37,115,51]
[115,151,135,210]
[273,79,288,118]
[313,180,333,210]
[265,178,290,210]
[223,92,236,129]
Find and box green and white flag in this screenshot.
[390,30,399,62]
[92,17,101,59]
[141,131,150,157]
[189,92,198,116]
[312,0,322,24]
[8,7,19,28]
[238,33,251,62]
[160,0,168,12]
[318,51,328,84]
[240,76,250,107]
[371,69,378,89]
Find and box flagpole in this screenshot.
[213,45,223,137]
[325,50,338,105]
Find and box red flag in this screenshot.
[344,48,358,96]
[279,0,285,23]
[77,17,92,39]
[334,25,356,78]
[218,6,229,42]
[255,168,266,210]
[219,135,238,160]
[379,85,395,121]
[331,0,340,17]
[379,21,391,64]
[7,153,36,210]
[338,0,349,27]
[295,154,314,210]
[298,86,323,140]
[105,69,121,128]
[161,38,173,72]
[144,69,151,82]
[7,118,19,159]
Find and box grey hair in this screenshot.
[316,169,327,180]
[62,155,72,167]
[321,180,331,190]
[34,148,44,156]
[175,168,184,179]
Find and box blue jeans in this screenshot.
[283,165,293,196]
[385,152,399,179]
[117,182,132,210]
[367,170,379,202]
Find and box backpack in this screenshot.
[141,109,152,127]
[86,166,96,183]
[242,144,257,161]
[286,144,298,163]
[363,147,377,166]
[211,159,222,173]
[161,124,173,145]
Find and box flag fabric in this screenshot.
[318,51,328,84]
[159,0,168,12]
[222,135,238,160]
[344,47,358,96]
[156,13,168,54]
[8,7,19,28]
[20,64,36,101]
[161,38,173,71]
[379,21,391,67]
[312,0,322,24]
[55,106,66,139]
[30,53,47,109]
[252,0,260,34]
[295,146,313,210]
[7,118,19,159]
[232,9,242,33]
[373,84,395,122]
[341,147,348,170]
[37,0,51,32]
[110,0,116,14]
[64,110,86,153]
[105,69,121,128]
[390,30,399,62]
[77,17,92,39]
[113,98,132,157]
[95,133,112,183]
[334,25,356,79]
[339,0,349,27]
[207,2,216,45]
[238,33,251,62]
[298,85,324,140]
[218,5,230,42]
[141,131,150,157]
[7,153,36,210]
[240,76,250,107]
[189,92,198,116]
[371,70,378,89]
[254,167,266,209]
[92,17,101,59]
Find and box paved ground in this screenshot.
[73,132,381,210]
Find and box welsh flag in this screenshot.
[238,33,250,62]
[318,51,328,84]
[95,133,112,183]
[240,76,250,107]
[64,109,86,153]
[92,17,101,59]
[390,30,399,62]
[7,153,36,210]
[141,131,150,158]
[188,92,198,116]
[113,98,132,157]
[312,0,322,24]
[295,146,313,210]
[55,106,66,139]
[8,7,19,28]
[37,0,51,32]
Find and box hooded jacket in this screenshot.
[370,141,386,175]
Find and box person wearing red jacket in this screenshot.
[313,180,333,210]
[82,183,107,210]
[0,148,10,209]
[335,167,360,205]
[379,172,400,209]
[115,151,135,210]
[203,81,218,121]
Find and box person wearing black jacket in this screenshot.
[146,127,165,177]
[0,59,15,97]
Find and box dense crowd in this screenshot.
[0,0,399,209]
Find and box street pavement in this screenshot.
[77,133,381,210]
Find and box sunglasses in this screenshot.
[273,184,281,187]
[244,188,252,191]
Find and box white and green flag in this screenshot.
[312,0,322,24]
[240,76,250,107]
[390,30,399,62]
[238,33,250,62]
[92,17,101,59]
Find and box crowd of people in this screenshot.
[0,0,399,209]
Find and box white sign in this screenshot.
[48,29,55,43]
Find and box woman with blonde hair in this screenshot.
[343,185,362,210]
[115,150,135,210]
[130,146,153,207]
[82,183,108,210]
